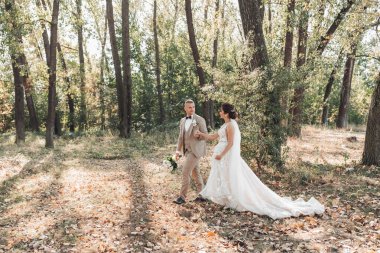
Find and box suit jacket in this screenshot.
[176,114,207,158]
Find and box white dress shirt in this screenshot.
[185,115,193,132]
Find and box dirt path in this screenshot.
[0,128,379,252]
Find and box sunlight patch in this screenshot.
[15,174,54,196]
[11,214,55,242]
[0,154,30,184]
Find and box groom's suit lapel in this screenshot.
[186,115,196,138]
[181,118,186,137]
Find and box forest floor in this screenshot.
[0,126,379,253]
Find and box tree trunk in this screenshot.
[88,3,107,131]
[209,0,221,129]
[153,0,165,124]
[288,2,309,137]
[316,0,355,54]
[17,46,39,132]
[36,0,51,63]
[57,43,75,133]
[283,0,295,68]
[77,0,87,131]
[321,51,344,125]
[11,56,25,144]
[37,0,62,135]
[106,0,127,137]
[99,15,107,130]
[281,0,295,127]
[204,0,210,21]
[45,0,59,148]
[238,0,269,69]
[171,0,179,42]
[5,0,26,144]
[238,0,283,166]
[336,46,357,128]
[267,0,272,34]
[362,72,380,166]
[122,0,132,137]
[185,0,211,126]
[23,75,39,132]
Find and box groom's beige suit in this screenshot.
[176,114,207,199]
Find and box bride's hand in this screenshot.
[215,154,222,160]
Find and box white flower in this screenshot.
[192,120,197,127]
[162,160,172,169]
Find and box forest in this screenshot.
[0,0,379,252]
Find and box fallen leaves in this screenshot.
[1,134,379,253]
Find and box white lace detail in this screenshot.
[200,120,325,219]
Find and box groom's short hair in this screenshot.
[184,99,195,105]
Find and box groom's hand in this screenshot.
[194,130,201,138]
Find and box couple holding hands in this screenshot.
[174,99,324,219]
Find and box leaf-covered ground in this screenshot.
[0,126,379,252]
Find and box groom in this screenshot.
[173,99,208,204]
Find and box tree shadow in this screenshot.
[0,159,65,251]
[121,161,164,252]
[0,153,56,212]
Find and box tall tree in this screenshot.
[5,0,26,144]
[122,0,132,137]
[6,0,39,135]
[171,0,179,42]
[88,0,108,130]
[209,0,221,129]
[321,51,344,125]
[238,0,269,69]
[283,0,295,68]
[316,0,356,54]
[336,45,357,128]
[36,0,62,135]
[281,0,295,127]
[153,0,165,124]
[57,43,75,133]
[289,0,356,136]
[185,0,212,126]
[18,53,39,132]
[106,0,128,137]
[238,0,283,166]
[362,71,380,166]
[99,15,108,130]
[45,0,60,148]
[288,1,309,137]
[77,0,87,131]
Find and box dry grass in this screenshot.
[287,125,365,166]
[0,126,379,253]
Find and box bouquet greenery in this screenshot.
[163,155,178,173]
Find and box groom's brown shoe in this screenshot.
[173,196,186,205]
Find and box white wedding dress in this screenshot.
[200,120,324,219]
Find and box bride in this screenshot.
[194,103,324,219]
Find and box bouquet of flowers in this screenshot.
[163,155,178,173]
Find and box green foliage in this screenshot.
[0,0,378,147]
[207,65,287,167]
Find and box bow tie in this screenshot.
[186,116,192,120]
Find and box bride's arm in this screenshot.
[215,123,234,160]
[196,131,219,141]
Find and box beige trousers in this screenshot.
[180,152,204,199]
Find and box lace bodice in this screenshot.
[218,123,228,143]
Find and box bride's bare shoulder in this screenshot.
[225,121,235,130]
